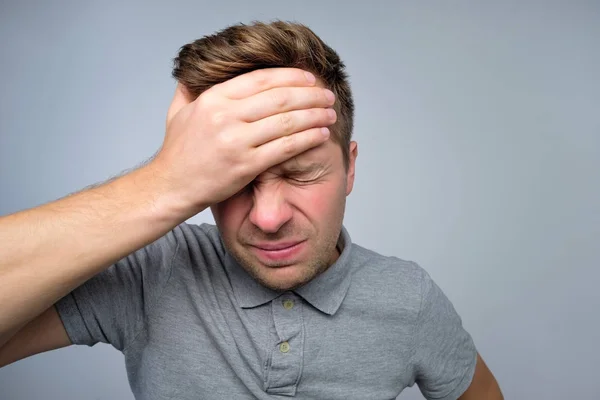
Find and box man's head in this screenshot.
[172,20,357,291]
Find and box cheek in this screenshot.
[289,183,343,219]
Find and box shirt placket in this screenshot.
[265,292,305,396]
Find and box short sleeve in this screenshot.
[55,228,179,351]
[411,269,478,400]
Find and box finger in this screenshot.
[248,107,337,146]
[236,86,335,122]
[253,127,331,170]
[166,84,194,126]
[215,68,317,100]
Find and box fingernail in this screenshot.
[305,71,316,84]
[327,108,336,119]
[324,89,335,103]
[321,127,330,137]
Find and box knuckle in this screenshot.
[252,71,268,89]
[309,108,323,120]
[233,162,253,181]
[278,112,294,131]
[210,109,229,127]
[270,90,288,109]
[281,134,297,155]
[308,108,326,124]
[218,130,237,148]
[195,91,213,110]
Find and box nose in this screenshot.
[248,183,293,233]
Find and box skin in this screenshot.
[210,132,505,400]
[0,67,332,352]
[459,353,504,399]
[0,66,503,399]
[211,136,504,400]
[212,138,358,291]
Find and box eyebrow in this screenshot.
[279,161,326,174]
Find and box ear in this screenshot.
[166,83,194,128]
[345,141,358,196]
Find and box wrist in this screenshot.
[134,161,208,223]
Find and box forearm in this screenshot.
[459,353,503,400]
[0,163,196,345]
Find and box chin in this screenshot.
[260,279,302,292]
[251,264,315,292]
[225,237,337,291]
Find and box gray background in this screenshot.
[1,1,599,399]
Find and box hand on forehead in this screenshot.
[268,139,332,173]
[160,66,337,207]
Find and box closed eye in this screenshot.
[287,176,316,185]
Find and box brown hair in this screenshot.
[172,20,355,168]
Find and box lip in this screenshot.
[249,240,307,263]
[252,241,303,250]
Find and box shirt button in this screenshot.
[279,341,290,353]
[282,299,295,310]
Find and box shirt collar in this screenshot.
[224,226,354,316]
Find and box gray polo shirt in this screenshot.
[56,223,477,400]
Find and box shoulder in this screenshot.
[168,222,225,256]
[349,243,429,291]
[350,244,427,283]
[346,244,431,315]
[122,222,223,267]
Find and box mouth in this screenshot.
[248,240,307,264]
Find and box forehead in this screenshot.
[277,139,341,169]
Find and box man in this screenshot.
[0,20,503,399]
